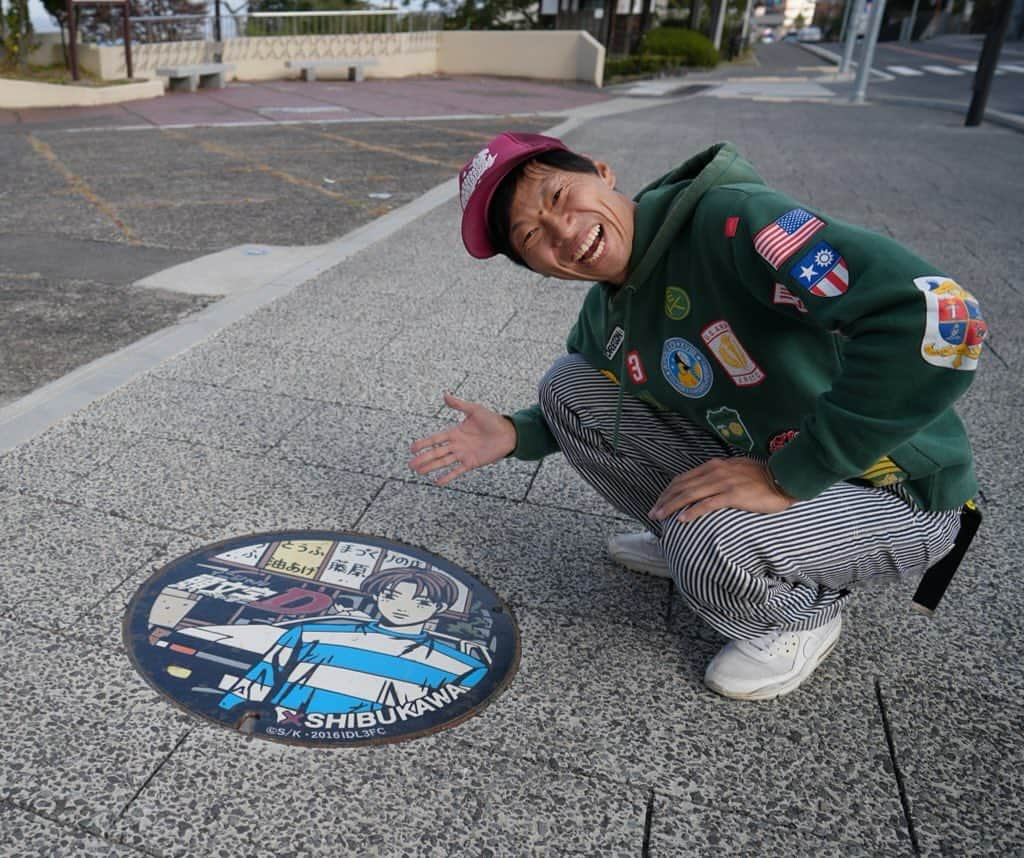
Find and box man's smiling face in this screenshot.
[506,160,636,285]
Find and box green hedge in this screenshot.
[640,27,719,67]
[604,55,685,78]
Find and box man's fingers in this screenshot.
[676,495,729,523]
[410,429,455,454]
[442,391,473,413]
[434,461,471,487]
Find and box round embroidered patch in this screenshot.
[661,338,713,398]
[124,531,520,747]
[664,286,691,320]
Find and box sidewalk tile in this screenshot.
[77,374,322,455]
[0,621,192,831]
[0,494,171,632]
[357,480,671,629]
[879,675,1024,857]
[646,794,904,857]
[109,724,646,858]
[66,436,383,538]
[450,606,905,852]
[0,804,148,857]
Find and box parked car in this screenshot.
[797,26,823,42]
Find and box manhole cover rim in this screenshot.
[123,528,521,749]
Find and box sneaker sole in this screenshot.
[704,624,842,702]
[606,541,672,579]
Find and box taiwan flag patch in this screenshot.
[790,241,849,297]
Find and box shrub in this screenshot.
[641,26,719,67]
[604,54,681,79]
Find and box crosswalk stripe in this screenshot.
[999,64,1024,73]
[958,63,1005,75]
[888,65,924,76]
[923,65,964,75]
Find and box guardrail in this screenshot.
[74,9,446,45]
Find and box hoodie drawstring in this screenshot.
[611,286,634,452]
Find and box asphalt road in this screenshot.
[822,34,1024,117]
[0,110,556,408]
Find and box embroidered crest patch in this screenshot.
[754,208,825,269]
[664,286,691,320]
[700,321,765,387]
[790,242,849,297]
[661,338,713,399]
[913,276,986,371]
[706,407,754,452]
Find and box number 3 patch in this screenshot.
[626,350,647,383]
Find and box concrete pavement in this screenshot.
[1,55,1022,856]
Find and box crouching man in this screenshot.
[410,133,985,701]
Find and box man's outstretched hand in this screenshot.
[409,393,517,486]
[650,458,796,523]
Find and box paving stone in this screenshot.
[879,676,1024,858]
[527,452,632,521]
[646,793,907,857]
[75,373,322,455]
[65,435,384,538]
[0,804,148,857]
[357,480,672,629]
[0,493,172,632]
[109,723,647,858]
[0,416,137,496]
[450,606,907,852]
[0,623,192,831]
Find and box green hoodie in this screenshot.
[508,142,984,511]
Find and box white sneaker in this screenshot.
[703,616,843,701]
[606,531,671,578]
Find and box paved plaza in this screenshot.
[1,45,1022,856]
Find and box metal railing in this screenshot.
[74,9,446,45]
[247,10,446,37]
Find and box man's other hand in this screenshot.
[650,459,796,523]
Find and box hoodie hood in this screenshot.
[624,142,766,289]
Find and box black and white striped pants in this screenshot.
[538,354,962,640]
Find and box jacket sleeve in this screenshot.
[507,297,598,461]
[722,188,987,500]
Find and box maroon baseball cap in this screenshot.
[459,132,568,259]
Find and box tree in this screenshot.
[1,0,35,70]
[405,0,538,30]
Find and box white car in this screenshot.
[797,26,823,42]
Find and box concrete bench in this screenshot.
[286,58,378,83]
[155,63,235,93]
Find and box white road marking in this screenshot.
[999,64,1024,73]
[887,65,924,76]
[922,65,964,76]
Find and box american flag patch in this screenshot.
[754,208,825,269]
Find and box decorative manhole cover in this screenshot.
[124,531,519,747]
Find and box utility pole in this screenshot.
[839,0,866,75]
[709,0,726,50]
[965,0,1014,126]
[850,0,887,103]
